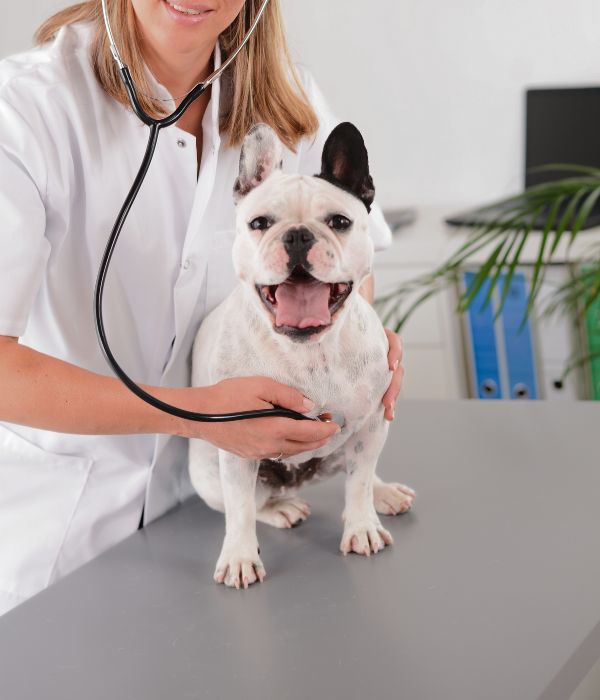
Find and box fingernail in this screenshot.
[391,407,395,420]
[303,397,315,411]
[392,359,400,371]
[334,425,341,433]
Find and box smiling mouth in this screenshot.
[256,265,353,339]
[163,0,213,16]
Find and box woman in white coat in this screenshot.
[0,0,404,615]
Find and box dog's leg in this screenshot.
[189,439,224,512]
[214,450,266,589]
[257,486,311,529]
[373,475,415,515]
[340,413,394,556]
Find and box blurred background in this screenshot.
[3,0,600,401]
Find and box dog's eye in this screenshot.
[328,215,352,232]
[249,216,273,231]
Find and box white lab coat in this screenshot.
[0,23,391,615]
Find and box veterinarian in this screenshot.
[0,0,403,615]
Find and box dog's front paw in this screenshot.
[374,481,416,515]
[340,515,393,556]
[214,542,266,590]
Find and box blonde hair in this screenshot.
[35,1,319,150]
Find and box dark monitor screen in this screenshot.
[525,87,600,188]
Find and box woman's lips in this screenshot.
[162,0,214,24]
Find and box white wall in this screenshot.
[3,1,600,210]
[280,0,600,209]
[0,0,65,59]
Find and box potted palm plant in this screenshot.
[375,165,600,391]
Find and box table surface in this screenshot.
[1,401,600,700]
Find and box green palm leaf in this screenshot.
[376,165,600,332]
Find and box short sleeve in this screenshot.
[294,66,392,252]
[0,95,50,337]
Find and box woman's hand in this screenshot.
[173,377,340,460]
[382,329,404,421]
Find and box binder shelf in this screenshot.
[460,267,588,400]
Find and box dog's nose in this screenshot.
[283,227,315,252]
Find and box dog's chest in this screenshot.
[207,294,390,428]
[292,351,388,424]
[215,344,388,439]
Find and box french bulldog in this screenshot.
[189,122,414,589]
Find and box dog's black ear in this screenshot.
[318,122,375,212]
[234,124,283,203]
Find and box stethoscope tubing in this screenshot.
[94,4,314,423]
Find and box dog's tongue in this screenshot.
[274,280,331,329]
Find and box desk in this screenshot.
[1,401,600,700]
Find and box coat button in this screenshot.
[177,138,186,148]
[182,259,190,270]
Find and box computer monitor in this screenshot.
[447,86,600,229]
[525,87,600,188]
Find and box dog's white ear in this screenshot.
[234,124,283,203]
[318,122,375,212]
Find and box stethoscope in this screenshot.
[97,0,313,424]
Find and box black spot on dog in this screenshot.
[258,457,323,491]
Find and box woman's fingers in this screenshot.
[281,436,333,456]
[382,364,404,421]
[199,377,343,459]
[383,329,404,421]
[256,377,315,415]
[254,417,339,459]
[385,328,403,370]
[275,416,340,443]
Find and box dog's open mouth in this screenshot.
[256,265,353,338]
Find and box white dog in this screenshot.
[189,122,414,589]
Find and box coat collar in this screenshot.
[142,40,222,147]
